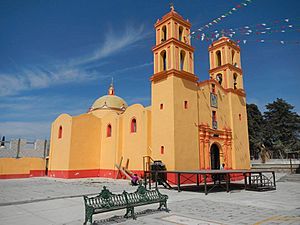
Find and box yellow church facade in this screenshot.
[48,8,250,179]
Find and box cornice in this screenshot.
[209,63,243,74]
[152,38,194,52]
[198,79,246,97]
[150,69,198,83]
[208,40,240,52]
[155,11,191,28]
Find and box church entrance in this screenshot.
[210,144,220,169]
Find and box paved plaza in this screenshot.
[0,174,300,225]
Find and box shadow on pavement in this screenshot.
[93,208,168,224]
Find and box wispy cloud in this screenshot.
[0,25,149,97]
[0,67,100,96]
[110,62,153,76]
[0,121,50,139]
[70,25,149,66]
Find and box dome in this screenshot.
[91,95,128,111]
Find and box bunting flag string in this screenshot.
[198,37,300,45]
[204,26,300,40]
[212,18,300,38]
[192,18,300,42]
[235,39,300,45]
[190,0,254,35]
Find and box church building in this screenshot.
[48,7,251,179]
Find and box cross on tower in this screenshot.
[169,3,174,11]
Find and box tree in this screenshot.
[247,104,265,159]
[264,98,300,158]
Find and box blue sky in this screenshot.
[0,0,299,140]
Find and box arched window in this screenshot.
[232,50,235,64]
[131,118,137,133]
[216,74,223,85]
[58,126,62,139]
[160,50,167,71]
[180,50,186,71]
[179,26,183,41]
[161,25,167,42]
[107,124,112,137]
[216,50,222,67]
[233,73,238,89]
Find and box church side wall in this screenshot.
[48,114,72,177]
[99,113,119,177]
[65,114,102,178]
[121,104,150,172]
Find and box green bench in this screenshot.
[83,185,169,224]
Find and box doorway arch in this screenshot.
[210,144,220,169]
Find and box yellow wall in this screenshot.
[0,158,46,175]
[151,76,176,170]
[69,113,102,170]
[48,114,72,170]
[173,76,199,170]
[229,93,251,169]
[100,112,119,170]
[120,104,150,170]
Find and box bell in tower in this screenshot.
[208,37,244,91]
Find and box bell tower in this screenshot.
[152,6,195,75]
[208,37,244,91]
[151,7,199,171]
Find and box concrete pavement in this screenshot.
[0,174,299,225]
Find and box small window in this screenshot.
[131,118,137,133]
[161,146,164,154]
[211,84,216,93]
[58,126,63,139]
[239,114,242,121]
[160,104,163,110]
[184,101,188,109]
[107,124,112,137]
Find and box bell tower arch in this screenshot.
[208,37,244,91]
[153,6,195,75]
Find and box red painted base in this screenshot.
[48,169,144,179]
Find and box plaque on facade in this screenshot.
[210,93,218,108]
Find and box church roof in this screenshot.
[91,95,128,111]
[90,83,128,112]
